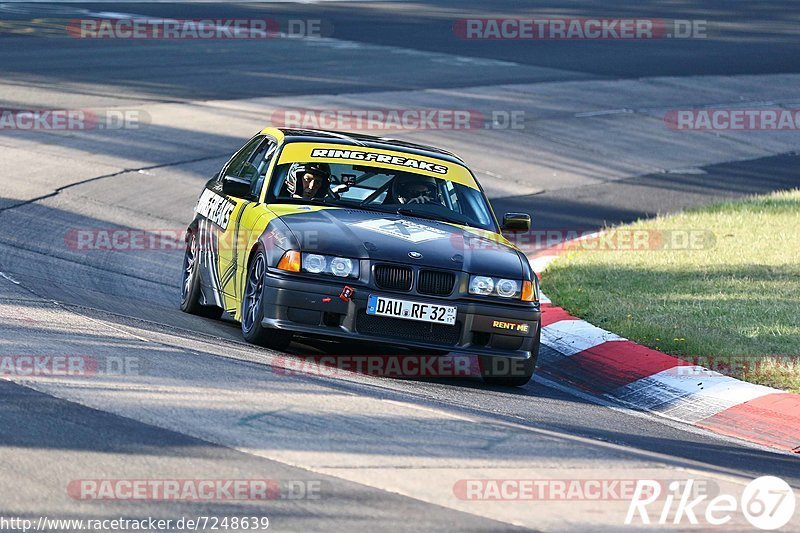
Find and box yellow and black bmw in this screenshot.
[181,128,541,385]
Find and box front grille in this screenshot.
[374,264,413,291]
[417,270,456,296]
[356,312,462,346]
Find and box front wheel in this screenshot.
[241,250,293,350]
[180,230,223,319]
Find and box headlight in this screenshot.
[330,257,354,277]
[303,254,327,274]
[496,279,520,298]
[301,253,359,279]
[469,275,522,299]
[469,276,494,295]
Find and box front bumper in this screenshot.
[259,271,541,360]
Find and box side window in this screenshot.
[248,139,278,198]
[221,136,264,182]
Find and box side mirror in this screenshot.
[502,212,531,233]
[221,174,252,198]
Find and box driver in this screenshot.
[285,162,331,199]
[392,175,441,205]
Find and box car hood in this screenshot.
[273,206,525,278]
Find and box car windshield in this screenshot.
[267,162,497,231]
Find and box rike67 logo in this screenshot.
[626,476,796,530]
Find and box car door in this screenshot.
[216,136,279,314]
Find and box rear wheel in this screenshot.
[241,249,293,350]
[180,230,223,319]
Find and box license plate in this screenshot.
[367,295,457,326]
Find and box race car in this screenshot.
[181,128,541,385]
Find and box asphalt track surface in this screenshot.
[0,1,799,531]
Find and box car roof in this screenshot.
[260,127,467,167]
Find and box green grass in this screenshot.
[542,189,800,392]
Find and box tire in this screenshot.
[241,249,293,350]
[180,230,223,320]
[479,326,540,387]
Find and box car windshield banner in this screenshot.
[276,142,479,189]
